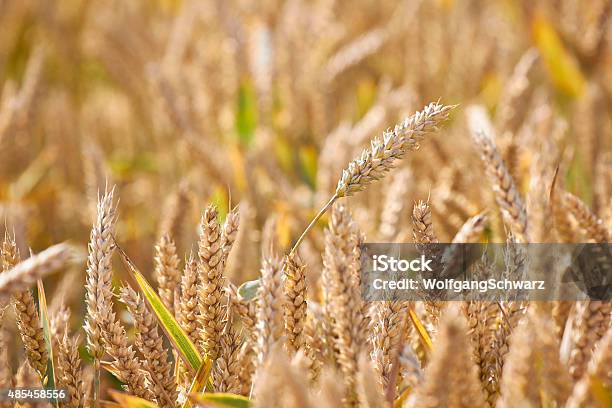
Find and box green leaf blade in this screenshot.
[188,393,251,408]
[37,279,58,407]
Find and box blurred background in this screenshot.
[0,0,610,295]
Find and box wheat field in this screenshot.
[0,0,611,407]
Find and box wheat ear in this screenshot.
[83,187,117,361]
[212,321,243,394]
[83,188,117,407]
[196,205,227,359]
[228,283,257,394]
[0,307,13,402]
[103,312,154,400]
[470,129,529,243]
[0,243,72,302]
[379,168,412,241]
[486,300,526,404]
[323,203,365,405]
[371,300,410,393]
[158,182,190,243]
[120,286,178,407]
[1,240,16,402]
[336,102,454,198]
[252,345,310,407]
[177,252,199,346]
[283,254,308,354]
[452,212,488,243]
[566,300,611,380]
[254,255,284,370]
[498,306,571,407]
[1,235,45,381]
[411,200,443,326]
[565,328,611,407]
[561,190,610,242]
[56,327,85,408]
[290,102,454,255]
[408,306,487,408]
[153,234,181,315]
[462,300,500,406]
[222,205,240,257]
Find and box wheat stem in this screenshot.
[289,194,337,257]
